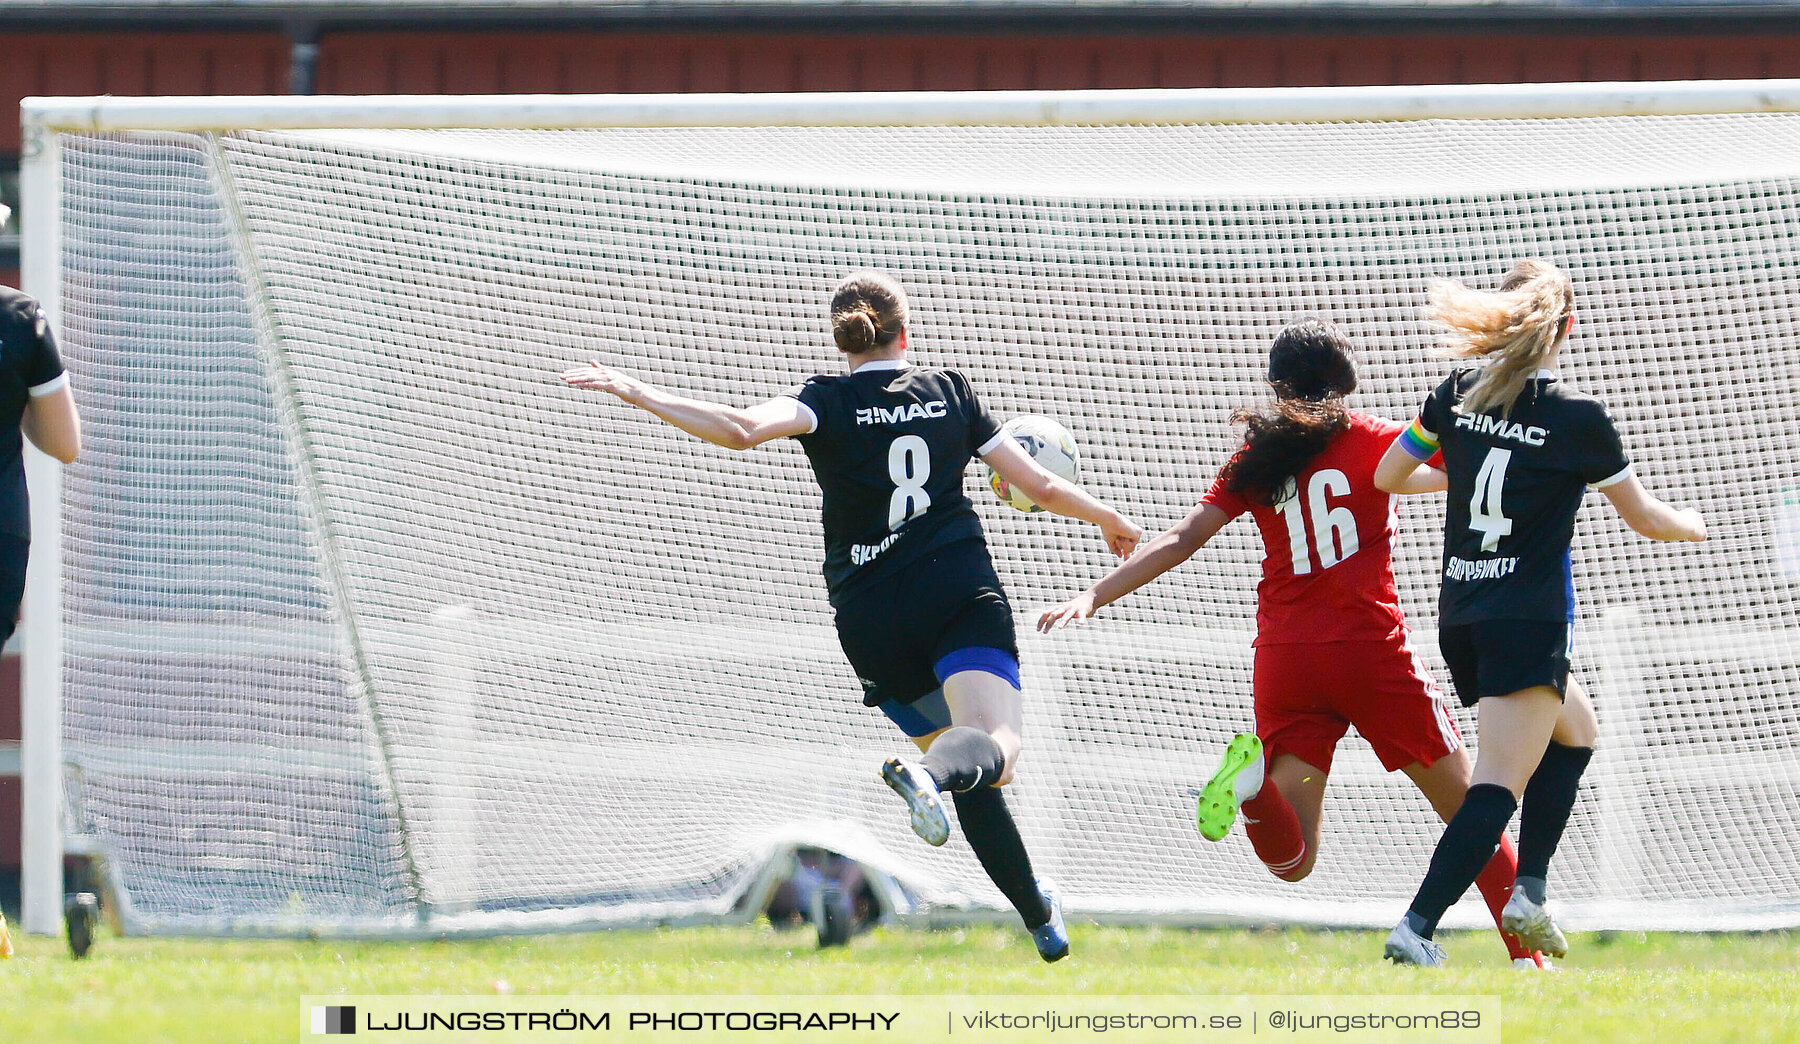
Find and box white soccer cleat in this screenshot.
[0,911,13,959]
[1502,891,1569,959]
[1513,954,1559,972]
[881,757,950,847]
[1384,918,1447,967]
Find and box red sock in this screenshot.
[1241,785,1307,880]
[1475,834,1532,959]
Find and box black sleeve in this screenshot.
[782,376,831,439]
[951,370,1004,456]
[1419,372,1460,438]
[6,294,63,393]
[1570,399,1633,488]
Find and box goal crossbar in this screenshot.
[24,78,1800,134]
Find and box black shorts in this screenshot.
[1438,619,1572,708]
[833,539,1018,707]
[0,532,27,646]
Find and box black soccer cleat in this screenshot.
[65,892,99,959]
[813,883,851,949]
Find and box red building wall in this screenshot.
[313,29,1800,96]
[0,33,289,154]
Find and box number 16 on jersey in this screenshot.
[1275,469,1360,575]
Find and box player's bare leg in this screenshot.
[884,659,1023,818]
[1263,753,1327,881]
[1503,680,1595,958]
[1391,686,1563,965]
[883,664,1021,846]
[894,669,1063,961]
[939,670,1024,784]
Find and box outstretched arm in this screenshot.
[560,361,813,450]
[1037,502,1231,632]
[981,435,1141,558]
[1600,474,1706,542]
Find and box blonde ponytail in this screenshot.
[1427,259,1574,417]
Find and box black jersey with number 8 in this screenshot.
[1418,368,1632,626]
[786,362,1006,605]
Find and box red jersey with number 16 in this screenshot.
[1200,412,1410,647]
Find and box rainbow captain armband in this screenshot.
[1397,417,1440,461]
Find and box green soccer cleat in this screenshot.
[1196,733,1264,842]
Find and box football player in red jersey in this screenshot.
[1039,318,1548,967]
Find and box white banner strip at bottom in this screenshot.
[301,994,1501,1043]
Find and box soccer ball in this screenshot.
[987,415,1080,512]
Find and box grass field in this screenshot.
[8,922,1796,1043]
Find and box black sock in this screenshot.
[920,727,1006,793]
[951,787,1051,930]
[1517,741,1593,886]
[1407,783,1517,938]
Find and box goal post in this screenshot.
[18,125,63,937]
[20,81,1800,937]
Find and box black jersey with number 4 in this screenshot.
[0,287,67,538]
[1418,368,1631,626]
[786,361,1006,605]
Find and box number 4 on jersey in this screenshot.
[1470,447,1514,552]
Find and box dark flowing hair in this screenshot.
[1221,318,1358,507]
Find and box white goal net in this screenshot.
[25,86,1800,935]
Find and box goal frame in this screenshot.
[20,77,1800,935]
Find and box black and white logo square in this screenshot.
[311,1006,356,1035]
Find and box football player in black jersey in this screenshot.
[0,278,81,959]
[1373,259,1705,967]
[562,271,1140,961]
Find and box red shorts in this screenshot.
[1253,634,1462,774]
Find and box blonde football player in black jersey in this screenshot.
[1373,259,1706,967]
[562,271,1140,961]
